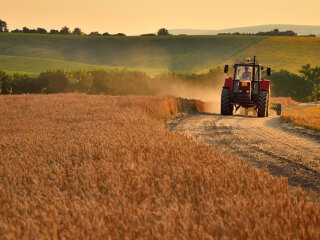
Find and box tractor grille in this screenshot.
[238,93,251,102]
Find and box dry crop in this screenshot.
[0,94,319,239]
[282,105,320,131]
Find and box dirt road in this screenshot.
[168,112,320,196]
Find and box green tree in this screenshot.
[89,31,101,36]
[72,28,83,35]
[10,74,39,93]
[22,27,30,33]
[0,19,8,32]
[299,64,320,101]
[11,29,22,33]
[72,70,93,93]
[269,70,313,102]
[60,26,70,34]
[38,70,71,93]
[0,70,12,93]
[90,70,111,94]
[36,28,47,34]
[113,33,126,36]
[157,28,170,36]
[49,29,59,34]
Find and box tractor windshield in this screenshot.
[235,66,258,81]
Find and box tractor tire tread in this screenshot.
[257,91,268,117]
[221,88,233,115]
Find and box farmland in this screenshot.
[0,33,263,75]
[0,33,320,76]
[0,55,112,77]
[282,105,320,131]
[0,94,320,239]
[224,37,320,73]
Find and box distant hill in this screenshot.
[0,33,320,76]
[170,25,320,36]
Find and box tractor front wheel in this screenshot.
[221,88,233,115]
[257,91,268,117]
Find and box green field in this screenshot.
[224,37,320,73]
[0,33,264,75]
[0,55,115,76]
[0,33,319,75]
[0,55,162,76]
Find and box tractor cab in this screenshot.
[236,65,258,81]
[232,60,263,103]
[221,56,272,117]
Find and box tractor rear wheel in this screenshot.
[266,94,270,117]
[221,88,233,115]
[257,91,268,117]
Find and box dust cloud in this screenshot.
[154,80,223,114]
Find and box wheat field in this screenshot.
[0,94,319,239]
[282,105,320,131]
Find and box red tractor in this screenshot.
[221,56,271,117]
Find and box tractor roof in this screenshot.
[235,60,261,66]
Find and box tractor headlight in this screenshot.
[239,90,242,93]
[246,90,250,93]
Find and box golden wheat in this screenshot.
[282,105,320,131]
[0,94,319,239]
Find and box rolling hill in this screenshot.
[223,37,320,73]
[0,33,319,76]
[0,55,113,76]
[0,33,264,75]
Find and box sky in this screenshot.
[2,0,320,35]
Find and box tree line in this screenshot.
[0,67,223,96]
[10,25,127,37]
[218,28,316,37]
[0,19,171,36]
[0,65,319,102]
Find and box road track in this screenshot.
[168,112,320,197]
